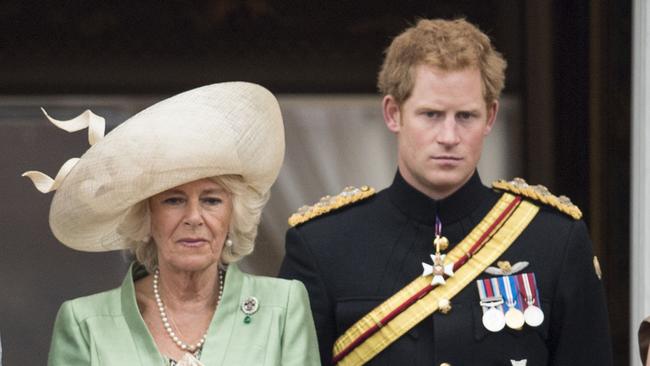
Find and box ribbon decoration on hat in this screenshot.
[41,108,106,146]
[22,108,106,193]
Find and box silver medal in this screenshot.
[482,307,506,332]
[504,306,525,329]
[524,304,544,327]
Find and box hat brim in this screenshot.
[48,82,284,252]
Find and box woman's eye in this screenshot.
[202,197,223,205]
[162,197,184,205]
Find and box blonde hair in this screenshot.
[119,175,269,273]
[377,18,507,105]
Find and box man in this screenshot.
[280,18,612,365]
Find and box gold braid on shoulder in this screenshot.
[492,177,582,220]
[288,185,376,227]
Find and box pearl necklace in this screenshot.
[153,268,224,352]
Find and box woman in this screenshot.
[23,82,320,365]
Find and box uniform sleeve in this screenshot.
[281,280,321,366]
[47,301,91,366]
[548,220,613,365]
[279,227,334,365]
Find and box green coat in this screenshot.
[48,263,320,365]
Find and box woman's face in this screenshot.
[149,178,232,273]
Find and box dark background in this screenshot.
[0,1,523,95]
[0,1,631,364]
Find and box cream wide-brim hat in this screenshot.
[24,82,285,252]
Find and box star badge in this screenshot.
[422,253,454,285]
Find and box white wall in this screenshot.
[632,0,650,363]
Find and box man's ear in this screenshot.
[484,100,499,135]
[382,95,401,133]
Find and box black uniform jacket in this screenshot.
[279,171,613,366]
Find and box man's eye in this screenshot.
[424,111,440,119]
[457,112,473,120]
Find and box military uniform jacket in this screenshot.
[279,171,613,366]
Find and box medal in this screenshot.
[422,252,454,285]
[421,217,454,285]
[477,278,506,332]
[518,273,545,327]
[524,304,544,327]
[504,305,525,329]
[499,275,525,330]
[483,306,506,332]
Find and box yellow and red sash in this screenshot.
[332,193,539,365]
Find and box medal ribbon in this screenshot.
[476,278,504,312]
[493,277,504,305]
[517,272,540,309]
[498,275,522,311]
[476,279,488,305]
[509,275,524,311]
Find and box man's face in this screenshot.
[383,65,498,199]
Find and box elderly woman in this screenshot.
[23,83,319,366]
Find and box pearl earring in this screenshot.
[226,238,233,247]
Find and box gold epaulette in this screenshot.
[492,177,582,219]
[288,186,376,227]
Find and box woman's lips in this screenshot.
[177,238,207,247]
